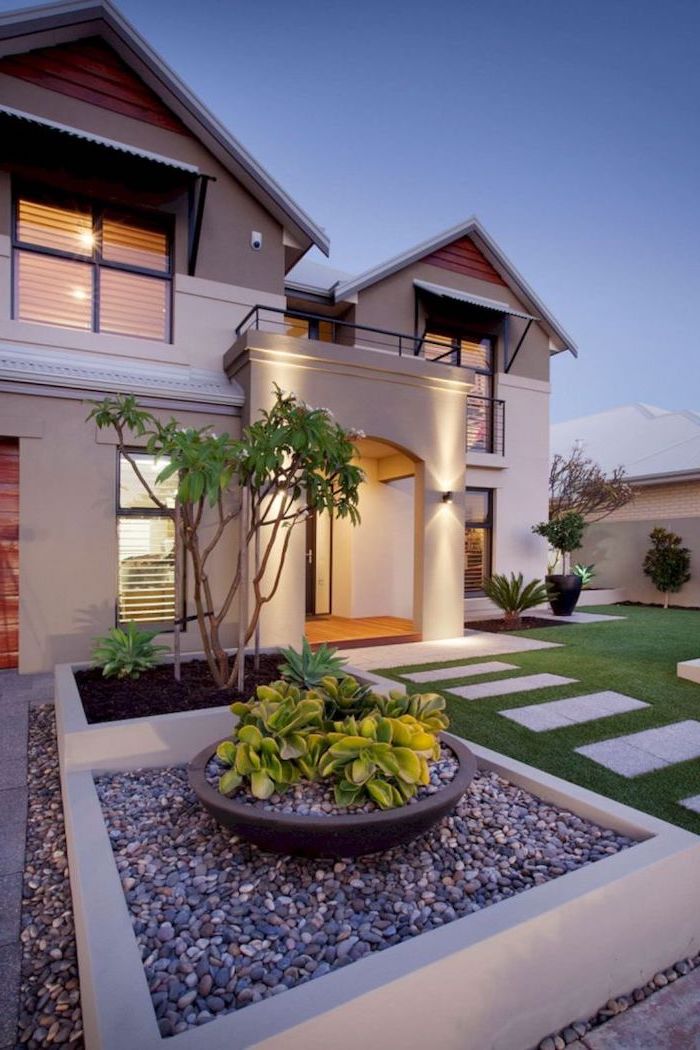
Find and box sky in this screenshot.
[3,0,699,421]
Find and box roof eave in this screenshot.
[0,0,330,256]
[334,216,578,358]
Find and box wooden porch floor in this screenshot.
[305,615,420,649]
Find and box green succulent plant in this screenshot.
[371,690,449,733]
[319,712,437,809]
[277,638,348,689]
[314,674,375,718]
[91,622,168,679]
[572,563,596,587]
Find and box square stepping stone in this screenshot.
[576,720,700,777]
[679,794,700,814]
[403,661,517,683]
[449,673,577,701]
[500,691,649,732]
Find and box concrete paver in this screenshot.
[501,691,648,732]
[403,661,518,683]
[581,967,700,1048]
[577,721,700,777]
[450,672,577,702]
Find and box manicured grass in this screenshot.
[372,605,700,834]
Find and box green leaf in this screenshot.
[250,771,275,799]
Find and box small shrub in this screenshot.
[643,528,691,608]
[483,572,549,628]
[92,622,168,679]
[278,638,347,689]
[532,511,586,573]
[573,563,596,587]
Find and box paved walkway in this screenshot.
[0,670,53,1050]
[565,966,700,1048]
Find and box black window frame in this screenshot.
[12,181,174,342]
[116,450,185,629]
[464,486,494,597]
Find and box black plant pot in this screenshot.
[188,733,477,858]
[546,574,582,616]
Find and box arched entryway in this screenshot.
[305,436,422,648]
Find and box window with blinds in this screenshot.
[464,488,493,596]
[13,192,172,341]
[117,452,180,626]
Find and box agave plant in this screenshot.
[91,622,168,679]
[319,712,438,809]
[483,572,549,628]
[573,563,596,587]
[278,638,348,689]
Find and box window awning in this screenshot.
[0,104,200,174]
[414,279,538,321]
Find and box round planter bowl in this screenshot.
[187,733,477,859]
[546,573,582,616]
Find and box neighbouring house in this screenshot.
[0,0,577,673]
[552,403,700,607]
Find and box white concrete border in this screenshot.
[677,657,700,685]
[55,665,700,1050]
[577,588,626,606]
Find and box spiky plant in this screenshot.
[483,573,549,629]
[277,638,347,689]
[91,622,168,679]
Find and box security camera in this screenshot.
[251,231,263,251]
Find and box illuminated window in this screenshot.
[464,488,493,596]
[117,452,180,626]
[13,191,172,340]
[283,314,334,341]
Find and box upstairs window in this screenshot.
[13,191,172,341]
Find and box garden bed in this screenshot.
[76,653,283,723]
[95,762,633,1037]
[464,616,573,633]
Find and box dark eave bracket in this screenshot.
[187,173,216,277]
[505,317,533,373]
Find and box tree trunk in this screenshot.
[664,591,669,609]
[503,613,521,630]
[235,485,249,694]
[172,499,182,682]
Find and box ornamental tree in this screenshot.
[643,527,691,608]
[532,511,586,574]
[550,445,633,522]
[88,385,364,689]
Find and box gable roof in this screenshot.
[333,217,577,356]
[0,0,329,260]
[551,404,700,482]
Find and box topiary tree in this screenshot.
[88,385,364,689]
[532,511,586,574]
[643,527,691,608]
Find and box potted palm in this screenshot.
[532,511,586,616]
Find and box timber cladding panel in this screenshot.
[0,37,188,133]
[424,236,506,286]
[0,438,18,669]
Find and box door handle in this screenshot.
[306,549,313,564]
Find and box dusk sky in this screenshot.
[5,0,698,422]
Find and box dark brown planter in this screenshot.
[546,573,582,616]
[187,733,478,859]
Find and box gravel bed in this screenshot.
[16,706,84,1049]
[205,744,458,814]
[96,764,634,1037]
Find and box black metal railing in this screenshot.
[235,305,474,367]
[467,396,505,455]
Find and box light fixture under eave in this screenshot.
[441,491,453,504]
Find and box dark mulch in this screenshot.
[464,616,573,633]
[76,652,283,724]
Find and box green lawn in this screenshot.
[372,605,700,835]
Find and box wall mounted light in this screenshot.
[441,491,453,504]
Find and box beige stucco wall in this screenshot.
[0,389,241,672]
[226,332,470,645]
[580,510,700,608]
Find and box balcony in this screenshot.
[235,305,478,365]
[467,395,505,456]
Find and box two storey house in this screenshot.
[0,0,576,673]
